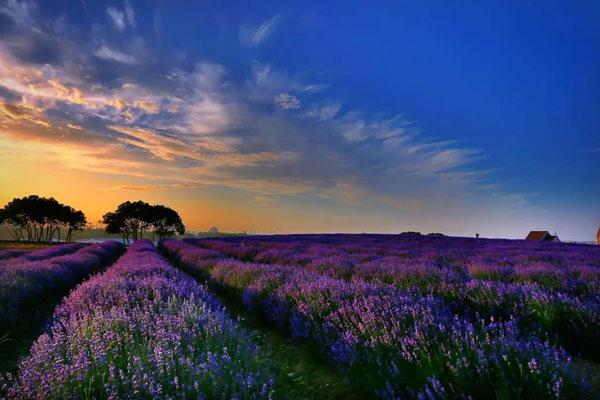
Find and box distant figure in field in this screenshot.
[208,227,220,235]
[476,233,480,238]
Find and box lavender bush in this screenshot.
[160,239,589,398]
[3,240,273,399]
[187,235,600,359]
[22,243,85,260]
[0,241,124,327]
[0,243,85,269]
[0,249,27,261]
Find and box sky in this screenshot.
[0,0,598,240]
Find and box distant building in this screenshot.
[525,231,560,242]
[208,227,219,234]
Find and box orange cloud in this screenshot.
[134,100,160,114]
[108,124,283,166]
[47,79,87,106]
[0,101,51,128]
[102,183,202,191]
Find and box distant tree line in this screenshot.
[0,195,86,242]
[0,196,185,243]
[102,200,185,243]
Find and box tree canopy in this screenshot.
[102,201,185,243]
[0,195,87,242]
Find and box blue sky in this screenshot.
[0,0,598,240]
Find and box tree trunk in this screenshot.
[5,225,22,241]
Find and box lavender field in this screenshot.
[2,0,598,397]
[1,235,599,399]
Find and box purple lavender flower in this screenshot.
[0,241,123,327]
[5,240,273,399]
[162,236,593,398]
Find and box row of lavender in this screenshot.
[160,239,590,398]
[189,235,600,359]
[190,235,600,294]
[0,243,84,264]
[0,241,124,327]
[0,249,27,261]
[2,241,273,399]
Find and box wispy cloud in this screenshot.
[94,46,138,64]
[0,0,34,26]
[106,7,126,31]
[0,100,50,127]
[106,3,136,32]
[108,124,283,167]
[102,183,202,192]
[240,14,282,46]
[124,1,136,28]
[305,103,341,120]
[274,93,301,110]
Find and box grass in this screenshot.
[573,359,600,396]
[0,241,54,250]
[222,293,372,400]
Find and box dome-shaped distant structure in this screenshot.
[208,226,219,234]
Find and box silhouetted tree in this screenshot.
[150,205,185,240]
[64,209,86,242]
[102,201,185,243]
[0,195,87,242]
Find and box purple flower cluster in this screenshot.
[187,235,600,359]
[0,243,85,269]
[160,238,589,398]
[3,240,273,399]
[20,243,85,261]
[191,235,600,293]
[0,249,27,261]
[0,241,124,327]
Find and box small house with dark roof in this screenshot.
[525,231,560,242]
